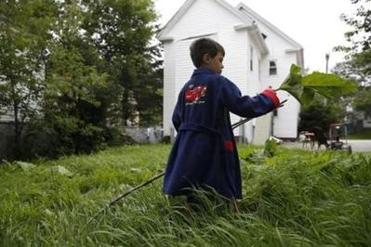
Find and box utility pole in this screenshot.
[324,53,330,105]
[325,53,330,73]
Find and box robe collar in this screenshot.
[191,68,216,77]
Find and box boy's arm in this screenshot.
[221,78,280,118]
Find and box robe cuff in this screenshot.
[261,89,280,108]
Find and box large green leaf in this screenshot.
[278,64,358,105]
[300,87,316,106]
[302,72,358,98]
[279,64,304,103]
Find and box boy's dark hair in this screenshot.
[190,38,225,68]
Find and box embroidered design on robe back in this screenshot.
[185,84,207,105]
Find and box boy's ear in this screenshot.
[202,53,211,64]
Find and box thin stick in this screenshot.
[109,171,165,207]
[230,100,287,129]
[88,171,165,224]
[232,117,252,129]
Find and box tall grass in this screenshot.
[0,144,370,246]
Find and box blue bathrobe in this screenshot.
[163,68,275,199]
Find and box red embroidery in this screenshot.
[224,140,234,152]
[185,85,207,103]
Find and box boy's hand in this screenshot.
[261,88,280,108]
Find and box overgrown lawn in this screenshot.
[1,144,370,246]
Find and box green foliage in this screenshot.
[337,0,370,54]
[263,139,278,157]
[1,145,371,246]
[82,0,162,126]
[280,64,357,132]
[299,100,345,132]
[332,0,371,134]
[333,0,370,86]
[0,0,162,159]
[302,72,358,98]
[348,128,371,139]
[353,87,371,117]
[44,4,110,154]
[0,0,58,157]
[279,64,358,105]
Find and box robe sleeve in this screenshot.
[220,77,275,118]
[172,90,184,131]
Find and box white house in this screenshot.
[157,0,304,144]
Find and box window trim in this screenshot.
[250,46,253,71]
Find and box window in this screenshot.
[250,46,253,71]
[269,61,277,75]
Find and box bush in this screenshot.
[160,135,171,144]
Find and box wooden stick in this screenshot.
[88,171,166,223]
[109,171,165,207]
[231,117,252,129]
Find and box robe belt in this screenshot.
[179,123,235,152]
[178,123,221,136]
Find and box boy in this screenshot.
[163,38,281,209]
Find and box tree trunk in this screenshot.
[122,89,130,126]
[13,101,20,158]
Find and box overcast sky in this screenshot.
[154,0,356,73]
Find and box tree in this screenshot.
[34,1,110,156]
[333,0,371,128]
[0,0,162,159]
[353,87,371,117]
[82,0,161,127]
[0,0,57,157]
[299,99,345,133]
[133,48,163,126]
[334,0,370,84]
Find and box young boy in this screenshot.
[163,38,281,209]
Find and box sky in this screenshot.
[154,0,357,73]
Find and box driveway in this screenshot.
[346,140,371,153]
[282,139,371,153]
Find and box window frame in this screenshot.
[269,60,277,75]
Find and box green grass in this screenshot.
[1,144,371,246]
[348,128,371,139]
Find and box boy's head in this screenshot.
[190,38,225,73]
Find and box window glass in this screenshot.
[269,61,277,75]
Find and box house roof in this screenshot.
[156,0,303,65]
[156,0,254,41]
[236,3,303,50]
[236,3,304,67]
